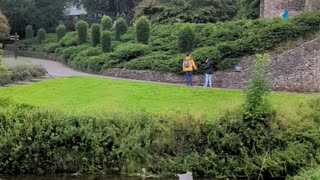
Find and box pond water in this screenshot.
[0,175,212,180]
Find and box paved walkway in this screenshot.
[3,57,102,78]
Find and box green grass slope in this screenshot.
[0,77,316,118]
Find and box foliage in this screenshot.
[115,18,128,41]
[59,32,78,47]
[136,16,151,44]
[25,25,34,39]
[244,54,272,119]
[56,25,66,42]
[0,94,319,178]
[91,23,101,47]
[101,15,112,31]
[77,0,141,20]
[0,45,7,72]
[114,43,151,61]
[0,0,71,34]
[117,51,174,71]
[57,45,91,63]
[9,64,47,82]
[0,10,9,40]
[135,0,238,24]
[237,0,260,20]
[177,25,196,53]
[37,28,46,44]
[71,47,102,70]
[101,31,112,53]
[0,63,47,86]
[45,43,60,53]
[76,20,88,44]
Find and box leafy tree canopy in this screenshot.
[0,0,71,34]
[0,10,10,40]
[134,0,239,23]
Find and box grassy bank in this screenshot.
[0,77,316,118]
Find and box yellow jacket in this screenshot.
[182,56,197,72]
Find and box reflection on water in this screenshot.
[0,175,211,180]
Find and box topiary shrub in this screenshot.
[56,25,66,42]
[25,25,34,39]
[37,28,46,44]
[136,16,151,44]
[101,31,112,53]
[91,23,101,47]
[177,25,196,53]
[101,15,112,31]
[76,20,88,44]
[115,18,128,41]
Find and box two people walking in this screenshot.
[182,54,213,87]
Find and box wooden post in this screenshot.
[14,32,18,60]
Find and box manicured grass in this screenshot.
[0,77,317,118]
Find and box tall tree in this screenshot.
[74,0,141,19]
[135,0,238,23]
[0,10,10,40]
[0,0,71,35]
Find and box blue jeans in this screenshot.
[204,74,212,87]
[185,72,193,86]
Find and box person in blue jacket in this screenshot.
[279,9,289,20]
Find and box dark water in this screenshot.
[0,175,212,180]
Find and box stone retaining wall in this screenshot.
[260,0,320,19]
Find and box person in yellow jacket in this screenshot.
[182,53,197,86]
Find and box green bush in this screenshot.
[120,27,136,43]
[101,15,112,31]
[61,45,90,62]
[118,52,173,70]
[0,71,11,85]
[86,53,112,72]
[76,20,88,44]
[9,64,47,81]
[178,25,196,53]
[37,28,46,44]
[71,47,102,70]
[101,31,112,53]
[59,32,78,47]
[244,53,272,118]
[56,25,66,41]
[45,43,60,53]
[114,43,151,61]
[150,24,179,53]
[25,25,33,39]
[136,16,151,44]
[115,18,128,41]
[91,23,101,47]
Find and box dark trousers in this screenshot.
[185,71,193,86]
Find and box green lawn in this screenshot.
[0,77,317,118]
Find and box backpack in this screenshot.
[184,59,190,68]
